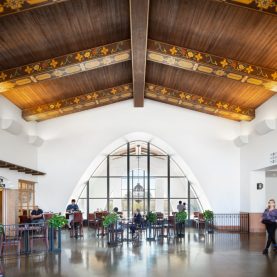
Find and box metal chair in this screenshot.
[0,225,21,256]
[29,224,49,251]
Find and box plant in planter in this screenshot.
[48,215,68,228]
[146,212,157,241]
[203,210,214,233]
[103,213,119,228]
[103,213,120,246]
[48,215,68,252]
[175,211,187,238]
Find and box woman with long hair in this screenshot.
[261,199,277,255]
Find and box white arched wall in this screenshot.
[68,133,211,212]
[36,100,240,213]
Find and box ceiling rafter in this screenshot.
[212,0,277,16]
[145,83,255,121]
[0,0,69,17]
[0,39,131,93]
[130,0,150,107]
[22,83,133,121]
[147,40,277,92]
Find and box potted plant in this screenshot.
[48,215,67,252]
[175,211,187,238]
[146,212,157,241]
[203,210,214,234]
[103,213,119,246]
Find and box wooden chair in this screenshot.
[88,213,97,228]
[70,212,84,238]
[195,213,205,229]
[166,215,176,237]
[0,226,21,256]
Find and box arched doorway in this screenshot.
[77,140,203,220]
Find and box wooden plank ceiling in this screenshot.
[0,0,276,122]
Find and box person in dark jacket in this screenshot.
[261,199,277,255]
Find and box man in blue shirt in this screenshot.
[66,199,79,229]
[31,206,44,223]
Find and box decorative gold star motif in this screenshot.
[187,51,194,58]
[179,92,186,99]
[220,59,228,68]
[148,85,154,90]
[195,53,203,61]
[0,72,7,80]
[216,102,223,109]
[124,85,129,90]
[50,59,58,68]
[169,47,177,55]
[186,95,191,100]
[101,47,109,55]
[75,53,83,62]
[111,88,117,95]
[37,107,42,113]
[272,72,277,80]
[55,102,61,109]
[161,88,167,95]
[245,65,253,74]
[235,107,241,113]
[84,52,91,58]
[25,66,32,74]
[73,98,80,104]
[33,64,40,71]
[223,104,229,109]
[198,97,204,104]
[86,95,92,100]
[4,0,24,10]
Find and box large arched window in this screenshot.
[77,141,203,219]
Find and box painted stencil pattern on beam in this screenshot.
[145,83,255,121]
[23,84,133,121]
[147,40,277,92]
[0,40,131,93]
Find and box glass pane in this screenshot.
[89,199,107,213]
[150,177,168,198]
[170,177,188,198]
[77,198,87,219]
[130,155,147,173]
[91,158,107,176]
[150,155,168,177]
[189,198,202,217]
[89,178,107,198]
[170,158,186,177]
[150,144,166,155]
[109,178,123,199]
[110,155,127,176]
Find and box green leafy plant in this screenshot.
[48,215,68,228]
[203,210,214,221]
[0,223,4,234]
[176,211,187,223]
[146,212,157,224]
[103,213,119,228]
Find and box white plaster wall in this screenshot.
[265,174,277,202]
[240,94,277,212]
[0,96,38,187]
[36,99,241,213]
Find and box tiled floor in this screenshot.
[1,228,277,277]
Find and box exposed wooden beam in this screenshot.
[0,0,69,17]
[147,40,277,92]
[130,0,149,107]
[0,160,45,175]
[0,40,131,93]
[145,83,255,121]
[212,0,277,16]
[23,83,133,121]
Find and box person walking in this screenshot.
[261,199,277,255]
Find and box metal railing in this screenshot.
[213,213,249,233]
[0,223,62,258]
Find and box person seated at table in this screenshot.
[130,209,143,235]
[66,199,79,229]
[31,206,44,223]
[182,202,187,211]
